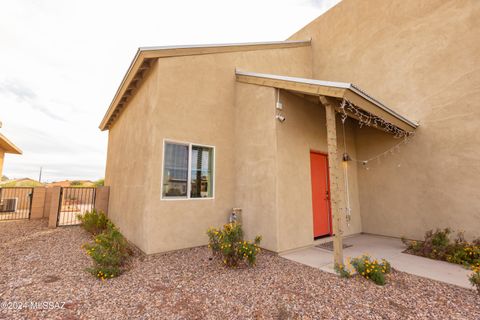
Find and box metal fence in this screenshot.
[57,187,96,226]
[0,187,33,220]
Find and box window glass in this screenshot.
[162,143,188,197]
[190,145,213,198]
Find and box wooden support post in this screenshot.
[320,96,344,267]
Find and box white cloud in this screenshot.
[0,0,340,181]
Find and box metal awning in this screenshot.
[235,70,418,134]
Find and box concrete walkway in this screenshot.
[281,234,472,289]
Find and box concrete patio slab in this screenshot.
[281,234,472,289]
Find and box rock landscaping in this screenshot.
[0,219,479,319]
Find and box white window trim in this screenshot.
[161,138,215,201]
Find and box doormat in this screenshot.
[316,241,352,251]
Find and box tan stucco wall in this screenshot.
[234,83,279,251]
[0,149,4,177]
[43,187,53,218]
[104,61,160,252]
[275,91,362,252]
[105,46,312,254]
[94,186,110,215]
[30,187,46,219]
[290,0,480,240]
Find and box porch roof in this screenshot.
[235,70,418,133]
[0,133,22,154]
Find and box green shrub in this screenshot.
[447,245,480,266]
[469,263,480,295]
[83,222,131,280]
[78,209,109,235]
[334,263,353,278]
[402,229,480,268]
[431,228,451,247]
[350,255,391,285]
[207,222,261,267]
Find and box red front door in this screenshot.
[310,152,332,238]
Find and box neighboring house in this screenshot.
[0,178,43,187]
[0,131,22,178]
[100,0,480,255]
[47,180,95,188]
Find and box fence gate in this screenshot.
[0,187,33,220]
[57,187,96,226]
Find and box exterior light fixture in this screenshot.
[342,152,351,162]
[276,115,285,122]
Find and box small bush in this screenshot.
[411,228,452,260]
[83,222,131,280]
[469,263,480,295]
[207,222,261,267]
[351,255,391,285]
[447,245,480,267]
[78,209,109,235]
[402,229,480,268]
[334,263,353,279]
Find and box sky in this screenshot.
[0,0,340,182]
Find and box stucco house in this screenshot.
[100,0,480,258]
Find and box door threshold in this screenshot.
[314,235,335,244]
[314,234,333,241]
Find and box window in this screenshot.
[162,143,188,197]
[162,141,214,199]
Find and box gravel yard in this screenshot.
[0,220,478,319]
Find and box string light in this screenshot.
[338,98,415,168]
[339,98,415,225]
[339,99,414,139]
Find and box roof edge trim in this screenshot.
[137,40,311,52]
[0,133,22,154]
[99,40,311,131]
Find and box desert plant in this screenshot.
[402,229,480,268]
[469,263,480,295]
[351,255,391,285]
[78,209,109,235]
[419,228,452,259]
[83,222,131,280]
[334,263,353,278]
[447,245,480,267]
[207,222,261,267]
